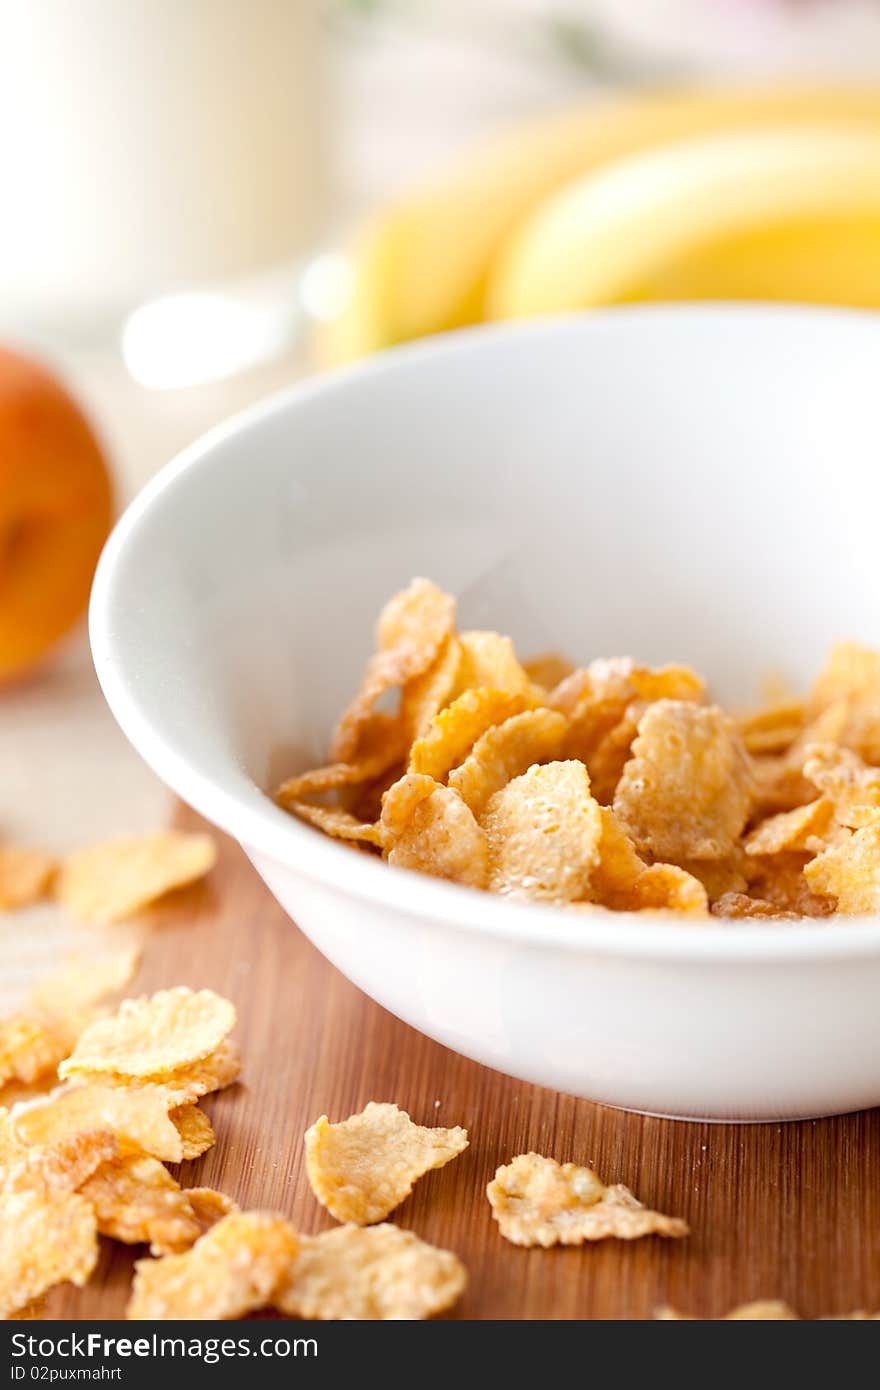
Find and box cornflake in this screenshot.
[56,832,217,924]
[276,713,405,805]
[0,846,56,910]
[60,987,236,1081]
[171,1104,215,1160]
[803,743,880,828]
[408,688,526,782]
[2,1127,118,1197]
[805,822,880,914]
[12,1084,184,1163]
[387,786,488,889]
[0,1016,69,1088]
[0,1188,98,1318]
[448,708,568,817]
[487,1152,688,1248]
[400,636,463,741]
[454,631,541,704]
[79,1153,203,1255]
[481,761,601,902]
[127,1211,298,1320]
[658,1301,799,1320]
[305,1101,468,1225]
[331,579,456,763]
[284,801,384,847]
[613,701,752,862]
[275,1223,466,1321]
[744,799,836,856]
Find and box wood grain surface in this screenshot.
[47,808,880,1321]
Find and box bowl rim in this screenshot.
[90,303,880,965]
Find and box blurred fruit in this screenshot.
[0,346,113,683]
[488,126,880,316]
[320,86,880,363]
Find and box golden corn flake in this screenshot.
[0,845,56,910]
[0,1188,98,1318]
[805,821,880,913]
[80,1153,202,1255]
[558,660,703,779]
[186,1187,238,1236]
[613,701,753,861]
[380,772,439,839]
[744,798,836,857]
[454,631,541,703]
[0,1015,69,1088]
[275,713,406,808]
[171,1104,215,1160]
[658,1301,799,1320]
[803,743,880,828]
[274,1223,466,1321]
[127,1210,298,1320]
[408,687,526,781]
[1,1113,118,1197]
[711,892,800,921]
[60,987,235,1082]
[305,1101,468,1225]
[57,832,217,925]
[739,700,805,755]
[331,579,456,762]
[387,786,488,889]
[628,864,708,916]
[99,1038,243,1110]
[811,640,880,710]
[745,851,835,918]
[12,1083,184,1164]
[285,800,384,847]
[487,1153,688,1248]
[677,852,748,902]
[400,636,462,741]
[481,761,602,902]
[523,652,574,692]
[448,709,568,818]
[589,807,646,907]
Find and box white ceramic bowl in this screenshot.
[91,306,880,1122]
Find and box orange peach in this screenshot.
[0,346,113,683]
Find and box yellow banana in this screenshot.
[319,85,880,364]
[488,125,880,316]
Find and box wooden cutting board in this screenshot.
[48,807,880,1321]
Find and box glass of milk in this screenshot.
[0,0,327,377]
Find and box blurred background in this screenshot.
[5,0,880,995]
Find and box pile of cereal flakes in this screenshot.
[277,578,880,921]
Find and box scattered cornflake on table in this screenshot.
[170,1103,215,1160]
[657,1301,879,1319]
[305,1101,468,1225]
[127,1211,298,1320]
[274,1223,467,1321]
[12,1083,186,1164]
[487,1152,688,1248]
[55,831,217,924]
[0,1187,98,1318]
[0,1015,69,1089]
[0,845,56,910]
[1,1121,118,1198]
[59,987,236,1081]
[79,1153,206,1255]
